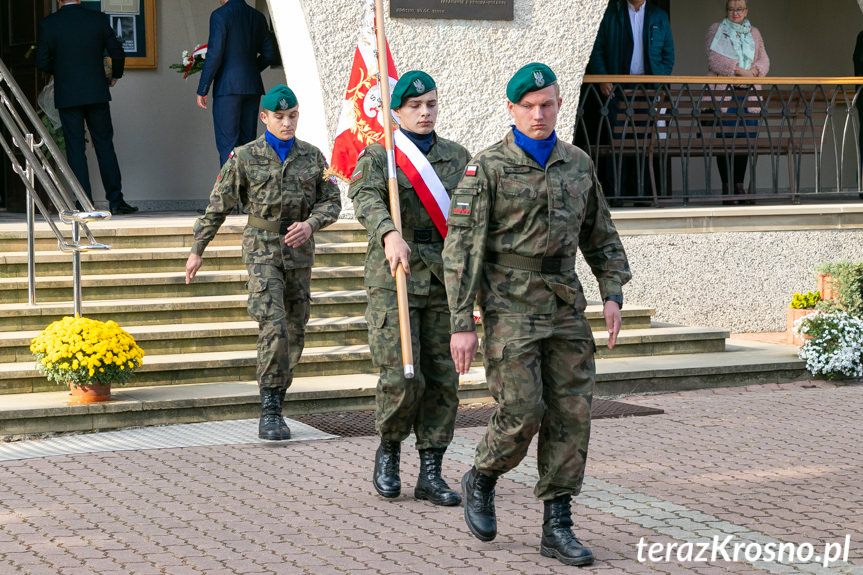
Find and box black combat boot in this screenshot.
[461,466,497,541]
[372,439,401,498]
[276,387,291,436]
[540,495,594,566]
[258,388,291,440]
[414,448,461,506]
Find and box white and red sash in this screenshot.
[393,129,449,238]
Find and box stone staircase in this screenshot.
[0,214,806,437]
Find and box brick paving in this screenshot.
[1,380,862,574]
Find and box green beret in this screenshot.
[506,63,557,103]
[390,70,436,109]
[262,85,298,111]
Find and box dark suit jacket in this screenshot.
[34,3,125,109]
[196,0,277,97]
[587,0,674,76]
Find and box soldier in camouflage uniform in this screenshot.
[443,63,631,566]
[348,71,471,505]
[185,85,341,441]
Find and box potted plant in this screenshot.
[30,316,145,404]
[817,261,863,316]
[786,290,821,345]
[795,311,863,380]
[814,261,839,301]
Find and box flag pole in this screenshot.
[373,0,414,379]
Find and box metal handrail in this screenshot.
[0,57,111,317]
[575,77,863,205]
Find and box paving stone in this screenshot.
[1,382,862,573]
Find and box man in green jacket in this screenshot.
[443,63,631,566]
[349,71,471,505]
[185,85,341,441]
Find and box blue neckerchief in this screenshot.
[265,131,294,163]
[399,128,435,155]
[512,126,557,168]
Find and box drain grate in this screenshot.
[291,399,663,438]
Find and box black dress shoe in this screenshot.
[113,203,139,215]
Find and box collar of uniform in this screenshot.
[424,133,454,164]
[502,130,570,168]
[401,132,458,164]
[250,134,306,163]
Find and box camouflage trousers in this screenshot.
[245,263,311,391]
[366,279,459,450]
[475,302,595,501]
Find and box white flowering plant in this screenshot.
[795,311,863,379]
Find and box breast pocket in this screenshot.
[247,163,272,204]
[494,176,537,232]
[299,171,318,205]
[499,175,537,200]
[563,172,592,221]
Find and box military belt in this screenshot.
[486,251,576,274]
[400,227,443,243]
[247,215,294,235]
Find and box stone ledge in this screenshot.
[610,203,863,234]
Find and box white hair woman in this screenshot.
[706,0,770,204]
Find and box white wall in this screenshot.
[286,0,607,159]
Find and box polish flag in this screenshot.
[330,0,398,181]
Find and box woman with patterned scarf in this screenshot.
[706,0,770,204]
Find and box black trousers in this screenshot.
[213,94,260,167]
[59,102,124,209]
[716,154,749,186]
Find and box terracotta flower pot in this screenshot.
[68,381,112,404]
[817,273,834,301]
[786,307,819,346]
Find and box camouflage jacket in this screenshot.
[348,135,471,295]
[192,135,341,268]
[442,130,631,332]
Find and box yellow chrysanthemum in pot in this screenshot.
[30,316,145,387]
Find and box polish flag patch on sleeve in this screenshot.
[465,164,478,177]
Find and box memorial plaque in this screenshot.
[390,0,513,21]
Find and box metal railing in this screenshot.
[0,58,111,316]
[575,75,863,206]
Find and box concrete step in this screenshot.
[0,344,378,394]
[0,291,372,332]
[0,293,653,333]
[0,218,369,252]
[0,317,370,361]
[0,267,366,303]
[1,316,695,362]
[0,242,368,278]
[0,323,725,394]
[0,339,807,438]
